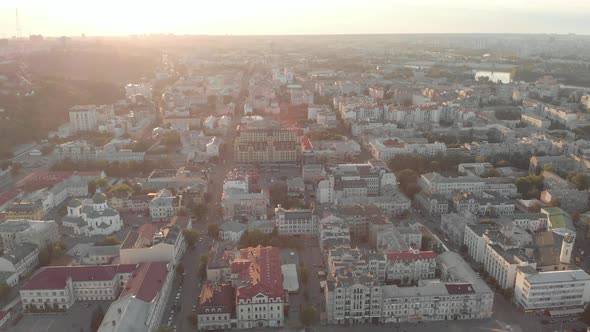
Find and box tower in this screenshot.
[559,233,575,264]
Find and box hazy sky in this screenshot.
[1,0,589,37]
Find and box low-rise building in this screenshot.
[149,189,182,222]
[197,283,235,331]
[20,264,139,311]
[97,262,172,332]
[274,207,317,236]
[219,220,248,242]
[0,243,39,280]
[369,138,446,161]
[415,190,449,215]
[0,219,59,251]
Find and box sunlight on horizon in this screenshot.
[1,0,590,37]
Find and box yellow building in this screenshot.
[5,201,45,220]
[234,128,300,163]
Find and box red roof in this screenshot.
[235,246,284,301]
[22,264,138,290]
[0,189,22,207]
[119,262,168,302]
[16,171,103,191]
[386,251,436,261]
[445,283,475,295]
[301,137,313,151]
[382,139,405,148]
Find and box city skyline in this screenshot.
[1,0,590,37]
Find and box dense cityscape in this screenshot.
[1,31,590,332]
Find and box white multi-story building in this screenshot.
[0,219,59,251]
[419,173,517,197]
[233,246,285,329]
[369,138,446,160]
[513,266,590,313]
[324,275,383,325]
[120,216,191,267]
[521,114,551,129]
[20,264,141,311]
[219,220,248,242]
[274,207,317,236]
[62,193,123,236]
[69,105,98,132]
[149,189,181,222]
[197,283,234,331]
[0,243,39,282]
[125,83,153,101]
[385,249,436,284]
[97,262,172,332]
[385,103,442,124]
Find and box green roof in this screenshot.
[92,193,107,204]
[67,199,83,208]
[543,207,573,230]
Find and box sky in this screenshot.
[0,0,589,37]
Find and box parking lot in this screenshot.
[10,301,111,332]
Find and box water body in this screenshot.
[474,70,511,84]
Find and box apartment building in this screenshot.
[234,125,301,164]
[385,250,436,285]
[383,251,494,323]
[0,219,59,251]
[369,138,446,161]
[149,189,182,222]
[97,262,172,332]
[415,190,449,216]
[521,114,551,128]
[197,283,235,331]
[69,105,98,132]
[274,207,317,236]
[19,263,157,311]
[232,246,285,329]
[324,275,383,325]
[0,243,39,281]
[419,172,517,197]
[385,103,442,124]
[513,266,590,313]
[4,200,45,220]
[120,216,191,266]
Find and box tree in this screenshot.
[192,204,208,219]
[95,236,120,246]
[207,224,220,239]
[300,305,319,327]
[459,244,468,256]
[582,304,590,324]
[0,282,10,300]
[108,184,132,194]
[480,168,500,178]
[39,241,67,266]
[183,229,200,248]
[88,178,109,195]
[299,265,308,285]
[176,263,185,275]
[198,255,209,281]
[568,173,590,190]
[10,162,22,176]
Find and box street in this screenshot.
[161,230,212,332]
